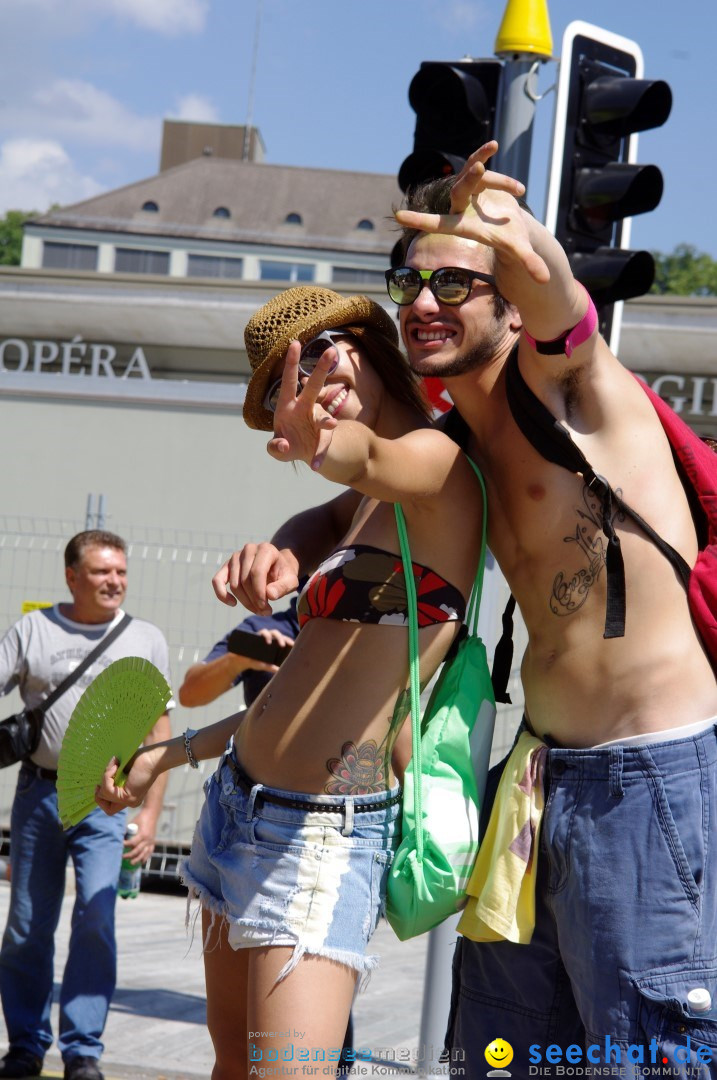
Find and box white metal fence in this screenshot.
[0,512,527,855]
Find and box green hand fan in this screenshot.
[57,656,171,829]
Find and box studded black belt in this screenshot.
[226,755,401,814]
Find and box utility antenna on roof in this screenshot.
[243,0,263,161]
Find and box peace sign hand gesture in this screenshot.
[266,341,338,471]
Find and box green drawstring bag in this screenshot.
[386,460,496,941]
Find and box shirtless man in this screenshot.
[218,144,717,1071]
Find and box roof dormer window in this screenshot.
[213,206,231,219]
[142,200,159,212]
[285,213,303,225]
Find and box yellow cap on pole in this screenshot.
[494,0,553,59]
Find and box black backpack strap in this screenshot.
[37,613,133,715]
[491,595,516,704]
[505,345,588,473]
[505,346,627,637]
[505,347,691,638]
[441,406,472,452]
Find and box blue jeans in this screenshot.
[0,766,126,1062]
[447,725,717,1079]
[182,750,399,981]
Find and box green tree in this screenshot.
[651,244,717,296]
[0,210,34,266]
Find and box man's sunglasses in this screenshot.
[385,266,496,306]
[263,329,345,413]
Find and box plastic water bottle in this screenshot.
[688,988,716,1018]
[117,823,141,899]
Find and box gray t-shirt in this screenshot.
[0,605,173,769]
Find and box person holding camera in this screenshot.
[178,599,298,710]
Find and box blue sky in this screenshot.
[2,0,715,257]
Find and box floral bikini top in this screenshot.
[297,544,466,629]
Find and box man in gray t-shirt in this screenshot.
[0,530,172,1080]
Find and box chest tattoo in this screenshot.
[549,485,622,618]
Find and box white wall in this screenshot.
[0,392,329,538]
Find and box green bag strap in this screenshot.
[394,500,425,860]
[393,453,488,864]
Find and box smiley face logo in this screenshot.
[485,1039,514,1070]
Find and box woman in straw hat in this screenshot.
[96,284,488,1079]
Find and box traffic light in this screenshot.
[398,61,502,193]
[544,21,672,350]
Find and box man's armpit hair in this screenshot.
[558,365,583,420]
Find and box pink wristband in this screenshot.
[524,285,598,359]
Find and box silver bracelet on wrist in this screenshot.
[183,728,199,769]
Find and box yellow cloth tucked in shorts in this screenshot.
[458,732,547,945]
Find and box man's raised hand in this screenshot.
[395,141,550,285]
[212,543,299,614]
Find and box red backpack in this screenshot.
[639,379,717,668]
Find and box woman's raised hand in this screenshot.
[395,141,550,285]
[267,341,339,471]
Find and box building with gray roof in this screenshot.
[22,121,403,286]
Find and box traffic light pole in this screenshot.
[415,7,553,1074]
[492,0,553,191]
[493,60,540,189]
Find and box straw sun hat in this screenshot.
[242,285,399,431]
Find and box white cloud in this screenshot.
[112,0,208,34]
[430,0,490,33]
[4,0,208,35]
[28,80,160,152]
[0,139,103,214]
[172,94,220,123]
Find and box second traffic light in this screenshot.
[545,21,672,350]
[398,61,502,193]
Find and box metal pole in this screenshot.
[416,560,506,1077]
[417,916,460,1078]
[491,0,554,191]
[493,59,540,190]
[85,493,96,530]
[243,0,264,161]
[416,4,553,1065]
[416,4,550,1062]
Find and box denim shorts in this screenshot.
[181,748,400,981]
[446,723,717,1079]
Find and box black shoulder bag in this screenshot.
[0,613,133,768]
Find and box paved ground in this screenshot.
[0,880,460,1080]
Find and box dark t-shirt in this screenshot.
[203,597,299,707]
